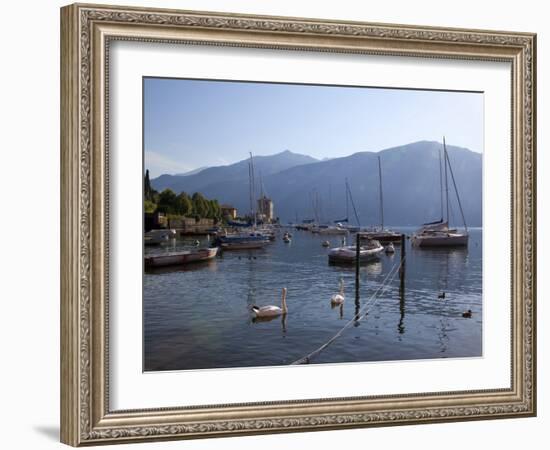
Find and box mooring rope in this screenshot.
[290,256,406,365]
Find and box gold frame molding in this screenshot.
[60,3,536,446]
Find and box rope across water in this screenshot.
[290,256,406,365]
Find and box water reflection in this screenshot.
[144,227,482,371]
[365,260,383,276]
[252,313,288,333]
[398,281,406,335]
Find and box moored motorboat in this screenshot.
[328,239,384,264]
[144,247,218,268]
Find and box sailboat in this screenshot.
[217,153,271,249]
[363,155,401,243]
[411,138,469,247]
[317,180,357,235]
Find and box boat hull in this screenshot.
[318,228,349,235]
[144,247,218,268]
[412,233,468,247]
[361,231,402,242]
[220,241,269,250]
[328,244,384,264]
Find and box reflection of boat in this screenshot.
[412,138,469,248]
[365,260,383,276]
[328,239,384,264]
[144,229,174,246]
[144,247,218,268]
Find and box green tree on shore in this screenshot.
[144,170,221,220]
[157,189,178,214]
[144,169,153,201]
[191,192,208,218]
[176,192,193,216]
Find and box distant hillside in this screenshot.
[152,150,318,194]
[151,142,482,227]
[175,166,209,177]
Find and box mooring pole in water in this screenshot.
[355,235,360,302]
[399,234,406,286]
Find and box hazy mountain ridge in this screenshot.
[151,141,482,227]
[153,150,318,194]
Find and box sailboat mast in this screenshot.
[249,152,256,227]
[347,181,361,227]
[438,147,444,221]
[328,183,332,220]
[378,155,384,230]
[248,160,253,221]
[445,148,469,233]
[345,178,349,221]
[259,170,264,199]
[443,137,449,224]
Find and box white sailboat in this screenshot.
[363,155,401,243]
[412,138,469,247]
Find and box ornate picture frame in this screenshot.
[60,3,536,446]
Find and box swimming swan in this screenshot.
[331,279,345,305]
[251,288,288,318]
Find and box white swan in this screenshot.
[331,278,345,305]
[251,288,288,318]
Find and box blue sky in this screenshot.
[144,77,483,178]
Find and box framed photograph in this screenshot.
[60,3,536,446]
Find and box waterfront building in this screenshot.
[221,204,238,219]
[257,195,274,223]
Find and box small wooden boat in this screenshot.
[144,247,218,268]
[385,242,395,254]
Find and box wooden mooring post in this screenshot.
[355,236,361,302]
[399,234,406,286]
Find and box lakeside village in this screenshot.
[145,142,471,275]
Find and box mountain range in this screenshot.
[151,141,482,227]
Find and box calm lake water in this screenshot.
[143,227,482,371]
